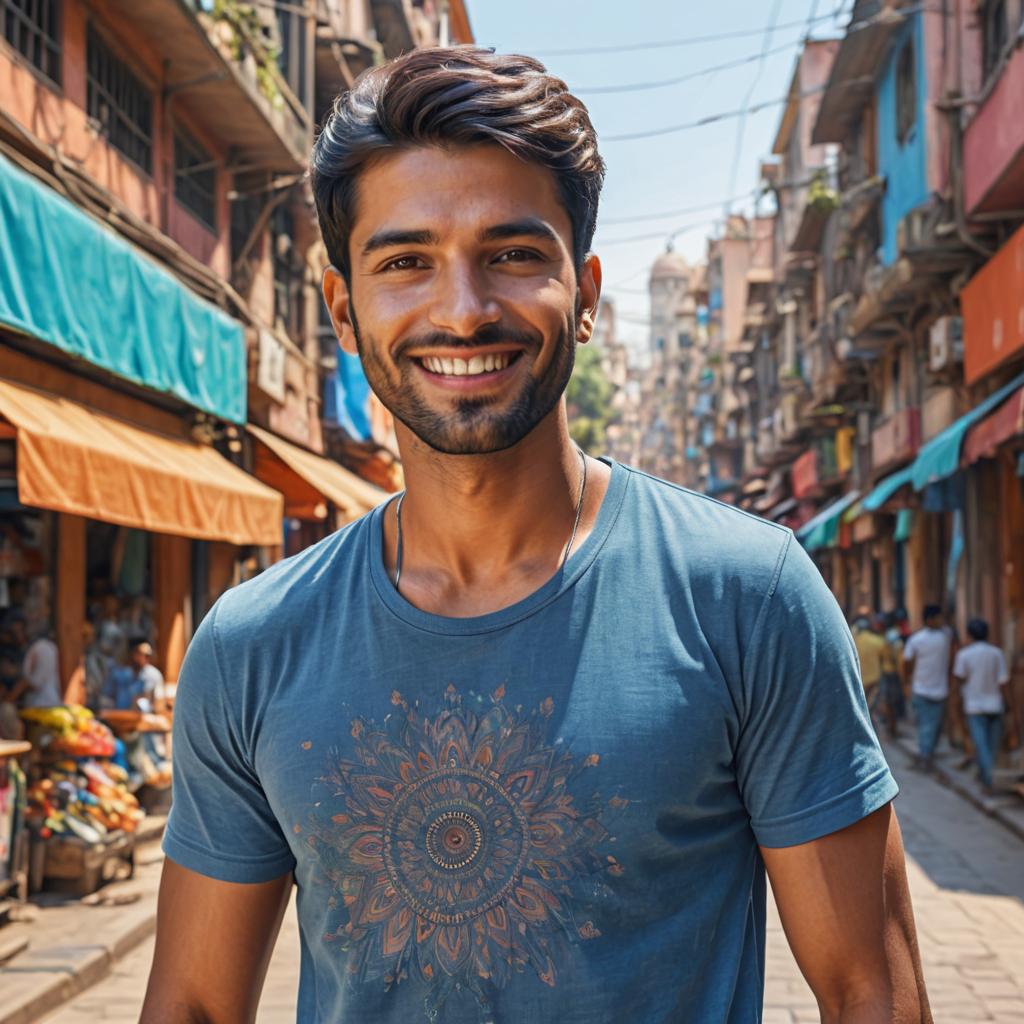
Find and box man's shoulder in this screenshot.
[212,514,372,642]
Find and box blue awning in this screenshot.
[323,346,372,440]
[911,371,1024,491]
[862,464,915,511]
[796,490,860,552]
[0,154,246,423]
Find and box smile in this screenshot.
[415,352,521,377]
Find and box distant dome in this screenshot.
[650,249,689,284]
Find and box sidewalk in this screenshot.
[0,819,165,1024]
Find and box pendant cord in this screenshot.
[392,449,588,592]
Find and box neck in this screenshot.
[385,405,609,615]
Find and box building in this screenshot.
[0,0,472,689]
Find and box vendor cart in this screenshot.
[0,739,31,905]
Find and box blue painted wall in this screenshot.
[876,12,929,265]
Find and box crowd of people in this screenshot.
[852,604,1019,793]
[0,591,166,742]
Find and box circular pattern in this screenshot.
[382,767,530,925]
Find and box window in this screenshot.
[174,130,217,230]
[275,7,310,113]
[2,0,61,85]
[272,204,304,341]
[86,24,153,174]
[895,37,916,145]
[982,0,1008,82]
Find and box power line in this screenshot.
[573,39,798,95]
[532,12,840,57]
[600,190,758,226]
[597,217,721,247]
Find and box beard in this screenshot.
[350,311,577,456]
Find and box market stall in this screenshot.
[0,738,29,904]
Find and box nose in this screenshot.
[427,261,501,338]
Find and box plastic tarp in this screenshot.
[249,425,388,523]
[862,464,915,512]
[796,491,860,552]
[323,347,372,440]
[911,371,1024,491]
[0,154,246,423]
[0,378,283,545]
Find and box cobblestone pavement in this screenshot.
[44,737,1024,1023]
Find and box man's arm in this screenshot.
[140,859,292,1024]
[762,803,930,1023]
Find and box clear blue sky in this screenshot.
[470,0,851,344]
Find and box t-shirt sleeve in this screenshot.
[736,535,898,849]
[902,634,917,663]
[953,648,967,680]
[162,600,296,883]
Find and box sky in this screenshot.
[470,0,852,347]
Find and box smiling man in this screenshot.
[143,48,931,1024]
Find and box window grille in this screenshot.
[86,23,153,174]
[2,0,61,85]
[174,130,217,231]
[981,0,1008,83]
[275,7,310,112]
[272,204,304,341]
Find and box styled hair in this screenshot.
[923,604,942,622]
[967,617,989,641]
[311,47,605,279]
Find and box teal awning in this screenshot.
[862,464,914,511]
[0,154,246,423]
[796,491,860,552]
[910,372,1024,491]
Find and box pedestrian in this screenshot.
[953,618,1015,794]
[21,627,62,709]
[143,48,930,1023]
[903,604,953,772]
[852,609,888,718]
[102,639,164,712]
[885,609,909,722]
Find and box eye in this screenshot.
[381,255,426,272]
[494,248,542,264]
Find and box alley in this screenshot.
[42,738,1024,1023]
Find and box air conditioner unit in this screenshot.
[929,316,964,372]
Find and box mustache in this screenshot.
[393,323,544,361]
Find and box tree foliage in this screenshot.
[566,344,614,454]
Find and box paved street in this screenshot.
[43,737,1024,1023]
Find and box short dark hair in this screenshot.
[967,618,989,641]
[311,47,605,279]
[923,604,942,622]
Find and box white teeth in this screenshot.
[467,356,485,375]
[422,353,515,375]
[451,357,468,375]
[442,357,455,375]
[483,355,495,372]
[428,357,443,373]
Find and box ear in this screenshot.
[322,266,358,355]
[575,253,603,344]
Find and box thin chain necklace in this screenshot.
[392,449,588,592]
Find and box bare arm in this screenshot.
[140,859,292,1024]
[762,804,931,1023]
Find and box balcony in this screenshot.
[964,43,1024,216]
[871,407,921,474]
[103,0,311,172]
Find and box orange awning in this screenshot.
[963,386,1024,465]
[0,378,283,545]
[249,425,388,524]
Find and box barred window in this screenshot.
[272,204,304,341]
[174,130,217,231]
[894,37,916,145]
[982,0,1008,83]
[2,0,61,86]
[86,24,153,174]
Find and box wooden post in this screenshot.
[152,533,192,683]
[55,514,86,696]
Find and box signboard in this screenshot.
[257,328,287,404]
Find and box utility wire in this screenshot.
[532,12,839,57]
[600,190,758,226]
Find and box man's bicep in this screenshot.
[142,859,292,1023]
[762,804,929,1022]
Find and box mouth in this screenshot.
[410,349,526,389]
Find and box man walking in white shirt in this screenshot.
[953,618,1015,793]
[903,605,953,772]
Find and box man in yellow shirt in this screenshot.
[853,612,891,725]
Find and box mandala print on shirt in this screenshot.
[305,684,625,1020]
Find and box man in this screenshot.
[102,639,163,712]
[903,605,953,772]
[21,627,62,709]
[144,48,930,1023]
[953,618,1015,793]
[852,610,888,716]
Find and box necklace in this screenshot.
[392,448,588,591]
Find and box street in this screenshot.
[41,737,1024,1023]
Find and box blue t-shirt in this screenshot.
[164,462,896,1023]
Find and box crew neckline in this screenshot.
[367,458,629,636]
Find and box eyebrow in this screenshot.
[361,228,439,256]
[480,219,560,245]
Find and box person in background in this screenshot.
[953,619,1016,794]
[22,627,62,709]
[102,639,164,712]
[903,604,954,772]
[874,613,901,739]
[885,610,909,723]
[0,613,27,739]
[852,609,888,720]
[81,621,109,712]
